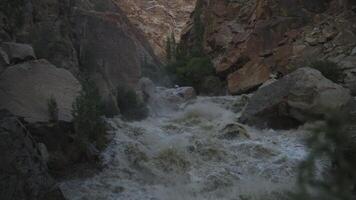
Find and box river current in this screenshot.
[61,95,312,200]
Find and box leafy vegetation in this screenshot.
[116,84,149,121]
[0,0,25,39]
[47,96,59,122]
[294,111,356,200]
[309,60,344,83]
[72,76,107,152]
[164,0,222,94]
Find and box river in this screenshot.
[61,95,312,200]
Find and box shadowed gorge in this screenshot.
[0,1,356,200]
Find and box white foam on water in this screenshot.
[61,96,312,200]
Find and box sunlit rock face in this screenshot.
[181,0,356,95]
[115,0,197,60]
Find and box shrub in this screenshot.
[0,0,24,39]
[175,56,215,93]
[200,76,223,96]
[47,96,59,122]
[295,111,356,200]
[309,60,344,83]
[116,85,149,121]
[72,77,107,152]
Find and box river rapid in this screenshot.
[61,95,313,200]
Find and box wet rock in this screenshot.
[218,123,250,140]
[0,42,36,65]
[240,67,351,129]
[0,59,81,123]
[0,110,65,200]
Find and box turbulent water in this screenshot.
[61,96,313,200]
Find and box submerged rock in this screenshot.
[0,110,65,200]
[218,123,250,140]
[137,77,197,114]
[240,67,351,129]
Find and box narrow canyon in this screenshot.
[0,0,356,200]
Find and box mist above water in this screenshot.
[61,95,312,200]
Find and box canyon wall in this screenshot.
[0,0,161,102]
[115,0,196,60]
[181,0,356,95]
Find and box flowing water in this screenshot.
[61,95,313,200]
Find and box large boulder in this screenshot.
[0,110,65,200]
[0,42,36,64]
[0,59,81,123]
[239,67,351,129]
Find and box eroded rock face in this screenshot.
[181,0,356,94]
[0,110,65,200]
[0,0,160,100]
[239,67,351,129]
[0,59,81,123]
[115,0,197,60]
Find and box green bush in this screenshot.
[310,60,344,83]
[174,56,215,93]
[0,0,25,39]
[200,76,223,96]
[47,96,59,122]
[72,77,107,151]
[294,112,356,200]
[116,85,149,121]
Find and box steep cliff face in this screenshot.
[0,0,160,100]
[115,0,196,60]
[181,0,356,94]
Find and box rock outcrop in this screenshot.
[0,0,161,101]
[181,0,356,94]
[239,68,351,129]
[0,59,81,123]
[115,0,197,60]
[0,110,65,200]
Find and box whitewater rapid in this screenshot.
[61,96,312,200]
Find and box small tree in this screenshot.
[166,36,172,62]
[47,96,59,122]
[295,111,356,200]
[191,0,205,57]
[116,85,148,121]
[72,77,107,151]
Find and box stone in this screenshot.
[175,87,197,101]
[0,59,81,123]
[150,86,197,114]
[0,42,36,64]
[72,9,160,99]
[218,123,250,140]
[240,67,351,129]
[227,61,270,95]
[116,0,197,60]
[0,110,65,200]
